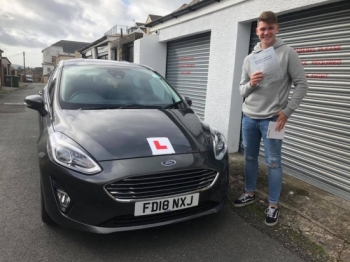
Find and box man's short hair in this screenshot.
[258,11,278,24]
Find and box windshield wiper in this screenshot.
[163,100,184,109]
[79,106,122,110]
[79,104,162,110]
[118,104,163,109]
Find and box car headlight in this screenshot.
[212,129,228,160]
[47,132,102,175]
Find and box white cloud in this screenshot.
[0,0,191,67]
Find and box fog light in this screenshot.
[56,189,71,208]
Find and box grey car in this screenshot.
[24,59,229,234]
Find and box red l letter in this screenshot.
[154,141,167,150]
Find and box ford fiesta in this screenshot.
[25,59,229,234]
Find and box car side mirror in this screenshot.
[184,96,192,107]
[39,90,43,96]
[24,95,47,117]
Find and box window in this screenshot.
[48,68,59,105]
[59,65,181,110]
[150,78,165,99]
[98,55,108,60]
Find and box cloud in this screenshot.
[0,0,191,67]
[0,27,47,48]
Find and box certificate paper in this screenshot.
[249,47,283,85]
[267,121,285,140]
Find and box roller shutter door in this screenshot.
[246,0,350,200]
[166,33,211,120]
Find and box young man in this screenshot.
[234,11,308,226]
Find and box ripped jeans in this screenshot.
[242,114,283,205]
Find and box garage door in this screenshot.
[166,33,211,120]
[247,0,350,200]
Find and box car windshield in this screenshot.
[59,65,182,110]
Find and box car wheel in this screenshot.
[41,185,55,225]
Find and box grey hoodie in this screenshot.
[239,38,308,119]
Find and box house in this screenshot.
[134,0,350,201]
[80,15,162,63]
[79,23,133,60]
[1,57,12,77]
[42,40,89,76]
[79,34,121,60]
[109,17,162,62]
[127,22,147,35]
[16,67,42,83]
[145,15,162,34]
[0,49,4,86]
[53,54,81,66]
[0,51,14,86]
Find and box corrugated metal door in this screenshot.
[166,33,211,120]
[127,45,134,62]
[246,0,350,200]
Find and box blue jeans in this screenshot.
[242,114,283,205]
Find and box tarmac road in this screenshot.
[0,83,303,262]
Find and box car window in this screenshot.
[149,78,166,99]
[59,65,181,110]
[47,68,57,84]
[48,68,59,105]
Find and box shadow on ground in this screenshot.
[229,153,350,262]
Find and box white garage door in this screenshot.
[166,33,211,120]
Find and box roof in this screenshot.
[135,22,145,27]
[55,40,89,53]
[0,49,3,53]
[1,57,11,64]
[79,36,107,52]
[176,4,188,11]
[146,0,219,27]
[79,35,121,53]
[44,40,89,53]
[148,14,162,21]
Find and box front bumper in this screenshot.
[39,152,229,234]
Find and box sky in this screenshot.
[0,0,189,68]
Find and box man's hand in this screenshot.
[275,111,288,131]
[250,71,264,87]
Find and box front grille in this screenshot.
[105,169,218,200]
[97,201,218,228]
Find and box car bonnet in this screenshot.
[53,108,211,161]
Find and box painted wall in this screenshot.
[42,46,73,75]
[1,58,11,75]
[134,35,167,77]
[43,65,55,77]
[75,51,82,58]
[42,46,63,63]
[55,55,75,66]
[136,0,331,153]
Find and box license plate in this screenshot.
[134,193,199,216]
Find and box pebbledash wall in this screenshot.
[134,35,167,77]
[134,0,334,153]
